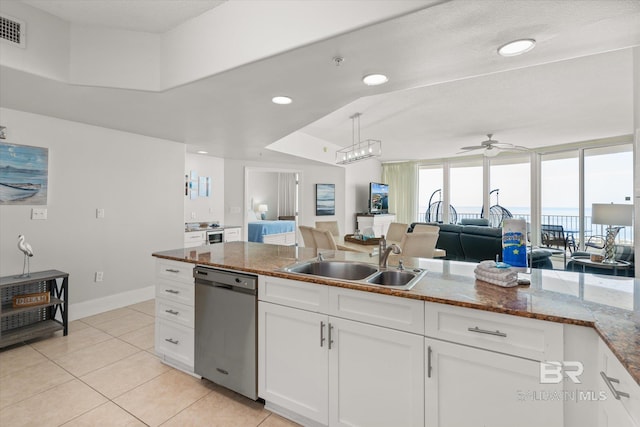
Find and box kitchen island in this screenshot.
[153,242,640,427]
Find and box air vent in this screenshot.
[0,14,26,48]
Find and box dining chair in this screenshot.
[386,222,409,243]
[399,232,439,258]
[299,225,316,249]
[312,228,338,250]
[412,224,440,234]
[315,221,340,237]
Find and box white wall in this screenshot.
[224,159,349,238]
[247,171,279,220]
[0,0,70,82]
[0,108,184,314]
[184,153,225,223]
[344,160,383,234]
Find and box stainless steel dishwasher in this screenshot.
[194,266,258,400]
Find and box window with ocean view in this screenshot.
[450,161,483,223]
[585,144,633,245]
[541,150,579,233]
[490,155,531,225]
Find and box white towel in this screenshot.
[474,261,518,287]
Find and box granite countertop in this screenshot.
[153,242,640,386]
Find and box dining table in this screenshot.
[336,236,446,259]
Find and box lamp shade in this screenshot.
[591,203,633,226]
[258,204,268,213]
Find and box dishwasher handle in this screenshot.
[194,267,257,293]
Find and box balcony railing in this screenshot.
[417,211,634,246]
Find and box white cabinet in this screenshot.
[598,339,640,427]
[184,230,206,248]
[154,259,195,373]
[258,276,424,427]
[424,338,563,427]
[424,302,563,427]
[259,302,329,425]
[356,214,396,237]
[329,317,424,427]
[223,227,242,242]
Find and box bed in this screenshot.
[248,220,296,245]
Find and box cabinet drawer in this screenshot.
[224,228,241,242]
[328,287,424,334]
[259,276,328,313]
[156,299,194,328]
[424,301,563,361]
[184,231,205,242]
[156,278,194,307]
[599,339,640,426]
[155,319,194,369]
[156,259,194,284]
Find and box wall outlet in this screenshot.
[31,208,47,220]
[96,208,105,219]
[95,271,104,282]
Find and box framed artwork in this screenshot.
[316,183,335,216]
[0,142,48,205]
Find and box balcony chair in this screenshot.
[541,224,576,266]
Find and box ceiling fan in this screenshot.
[458,134,529,157]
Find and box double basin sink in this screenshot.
[281,260,427,291]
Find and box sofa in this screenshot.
[408,222,553,269]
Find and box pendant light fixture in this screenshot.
[336,113,382,165]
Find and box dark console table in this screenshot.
[0,270,68,348]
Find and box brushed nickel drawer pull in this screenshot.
[164,289,180,294]
[600,371,630,400]
[320,321,326,347]
[165,338,179,345]
[468,326,507,338]
[427,346,433,378]
[165,268,180,273]
[165,309,179,315]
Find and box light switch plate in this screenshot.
[31,208,47,220]
[96,208,105,219]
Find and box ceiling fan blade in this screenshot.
[501,145,530,152]
[490,142,513,149]
[459,145,485,151]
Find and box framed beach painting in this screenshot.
[316,183,335,216]
[0,143,48,205]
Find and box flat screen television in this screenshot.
[369,182,389,214]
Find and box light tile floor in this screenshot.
[0,299,299,427]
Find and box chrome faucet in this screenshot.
[317,252,324,262]
[379,243,401,269]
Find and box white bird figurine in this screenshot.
[18,234,34,277]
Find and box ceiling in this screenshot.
[20,0,227,33]
[1,0,640,164]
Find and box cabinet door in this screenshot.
[425,338,563,427]
[258,302,329,425]
[598,395,637,427]
[329,317,424,427]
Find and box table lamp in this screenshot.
[591,203,633,264]
[258,204,268,220]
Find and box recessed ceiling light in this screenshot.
[196,150,208,154]
[272,96,292,105]
[362,74,389,86]
[497,39,536,57]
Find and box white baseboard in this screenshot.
[69,285,155,321]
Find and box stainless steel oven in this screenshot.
[207,229,223,245]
